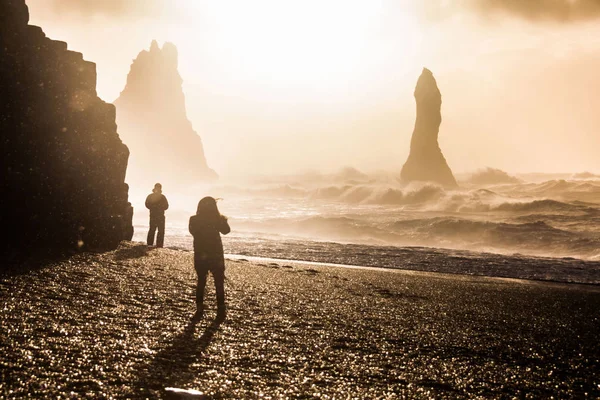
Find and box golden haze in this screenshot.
[26,0,600,177]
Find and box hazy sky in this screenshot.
[26,0,600,176]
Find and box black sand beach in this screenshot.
[1,242,599,398]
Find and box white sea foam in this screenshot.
[131,169,600,283]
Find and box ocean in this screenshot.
[130,169,600,285]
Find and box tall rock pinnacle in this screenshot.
[1,0,131,259]
[114,41,217,190]
[400,68,457,188]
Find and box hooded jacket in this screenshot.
[189,214,230,260]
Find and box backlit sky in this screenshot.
[26,0,600,176]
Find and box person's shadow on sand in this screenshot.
[134,312,226,397]
[114,243,150,261]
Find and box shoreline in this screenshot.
[224,252,600,290]
[150,238,600,287]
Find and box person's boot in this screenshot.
[192,303,204,322]
[216,302,226,319]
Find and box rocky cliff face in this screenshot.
[400,68,457,188]
[114,41,217,190]
[1,0,131,259]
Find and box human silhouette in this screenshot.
[145,183,169,247]
[189,196,230,320]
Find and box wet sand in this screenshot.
[1,242,599,398]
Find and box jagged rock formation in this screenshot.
[114,41,217,190]
[1,0,131,259]
[401,68,457,188]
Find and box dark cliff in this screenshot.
[114,41,217,190]
[400,68,457,188]
[1,0,131,260]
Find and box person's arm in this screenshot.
[145,195,151,209]
[162,196,169,211]
[219,215,231,235]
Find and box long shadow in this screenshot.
[0,242,147,277]
[114,243,151,261]
[0,248,74,277]
[134,312,226,397]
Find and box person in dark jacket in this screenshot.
[145,183,169,247]
[189,196,230,320]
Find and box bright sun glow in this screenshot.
[177,1,421,98]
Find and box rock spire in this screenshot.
[400,68,457,188]
[114,41,217,190]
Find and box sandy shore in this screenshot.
[1,242,599,398]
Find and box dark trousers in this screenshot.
[195,258,225,309]
[147,215,165,247]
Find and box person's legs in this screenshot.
[212,261,226,309]
[147,218,157,246]
[156,215,165,248]
[195,264,209,311]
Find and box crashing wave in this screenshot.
[462,167,521,186]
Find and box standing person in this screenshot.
[145,183,169,247]
[189,196,230,320]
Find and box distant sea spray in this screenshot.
[131,172,600,261]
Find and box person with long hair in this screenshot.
[189,196,230,320]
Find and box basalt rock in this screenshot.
[114,41,217,190]
[400,68,457,188]
[0,0,131,260]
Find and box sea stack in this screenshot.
[114,41,217,190]
[0,0,131,260]
[400,68,457,188]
